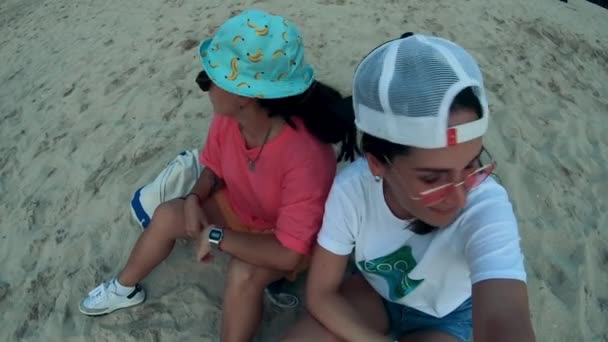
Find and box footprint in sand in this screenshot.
[84,134,136,195]
[20,232,49,272]
[103,66,137,96]
[0,281,9,301]
[55,228,67,244]
[0,146,17,172]
[63,83,75,97]
[3,107,22,126]
[179,38,198,52]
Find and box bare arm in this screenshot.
[193,166,303,271]
[214,151,333,272]
[220,230,302,271]
[306,245,389,342]
[472,279,535,342]
[190,167,224,202]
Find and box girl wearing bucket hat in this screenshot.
[282,34,535,342]
[78,9,358,341]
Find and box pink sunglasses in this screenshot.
[411,163,496,206]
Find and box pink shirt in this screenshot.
[200,114,336,255]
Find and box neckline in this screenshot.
[237,118,293,153]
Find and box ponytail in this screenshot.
[258,81,359,162]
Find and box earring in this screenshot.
[374,176,381,182]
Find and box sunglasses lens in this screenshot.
[418,163,496,207]
[420,186,452,207]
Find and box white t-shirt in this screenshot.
[318,159,527,318]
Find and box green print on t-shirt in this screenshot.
[358,245,424,301]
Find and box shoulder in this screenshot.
[452,177,522,249]
[455,178,527,283]
[281,118,336,168]
[468,176,511,203]
[316,160,373,254]
[333,158,374,190]
[287,118,333,151]
[458,177,516,224]
[446,177,521,247]
[324,158,375,209]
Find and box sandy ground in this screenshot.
[1,0,607,340]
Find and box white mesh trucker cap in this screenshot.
[353,33,489,148]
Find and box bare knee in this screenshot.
[225,259,280,295]
[148,199,186,238]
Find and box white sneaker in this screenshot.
[264,288,299,308]
[79,279,145,316]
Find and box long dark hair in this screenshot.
[360,87,483,234]
[258,81,359,162]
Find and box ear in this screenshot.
[366,152,388,178]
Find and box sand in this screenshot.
[0,0,607,340]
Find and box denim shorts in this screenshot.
[384,297,473,342]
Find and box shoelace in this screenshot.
[87,281,112,305]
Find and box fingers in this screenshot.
[197,245,212,263]
[196,233,211,263]
[199,254,214,263]
[196,242,203,260]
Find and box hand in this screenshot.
[196,226,213,263]
[183,194,207,239]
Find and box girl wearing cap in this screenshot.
[282,34,535,342]
[79,10,357,341]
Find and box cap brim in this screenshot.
[198,39,212,69]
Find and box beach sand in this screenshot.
[1,0,607,340]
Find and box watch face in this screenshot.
[209,229,223,241]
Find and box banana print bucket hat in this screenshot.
[198,9,315,99]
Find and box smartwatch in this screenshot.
[208,225,224,247]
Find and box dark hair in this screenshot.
[258,81,359,162]
[360,87,483,234]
